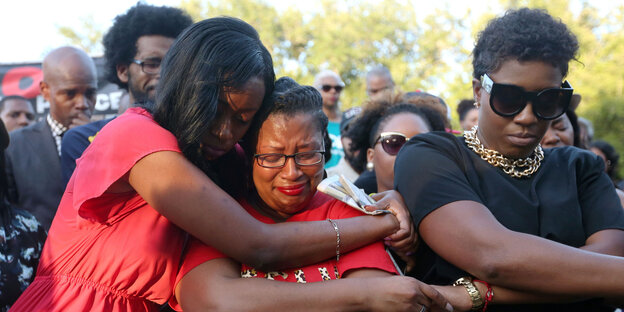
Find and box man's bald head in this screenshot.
[42,46,96,85]
[40,46,98,128]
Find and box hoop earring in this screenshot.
[366,162,374,171]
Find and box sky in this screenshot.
[1,0,621,64]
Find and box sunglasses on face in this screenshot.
[321,85,344,93]
[375,132,410,156]
[480,74,573,120]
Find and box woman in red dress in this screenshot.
[11,17,413,311]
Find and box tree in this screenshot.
[57,15,103,54]
[180,0,464,110]
[57,0,624,176]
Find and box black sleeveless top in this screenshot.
[395,131,624,312]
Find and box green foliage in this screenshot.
[180,0,464,111]
[57,15,103,54]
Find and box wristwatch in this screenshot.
[453,277,484,311]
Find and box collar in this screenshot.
[46,114,68,137]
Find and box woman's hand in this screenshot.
[431,285,472,312]
[368,190,417,254]
[366,276,454,312]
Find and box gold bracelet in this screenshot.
[453,277,484,311]
[327,219,340,262]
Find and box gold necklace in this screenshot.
[464,126,544,178]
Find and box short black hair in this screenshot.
[102,4,192,89]
[243,77,332,163]
[0,95,29,112]
[473,8,579,79]
[457,99,476,122]
[346,102,446,173]
[151,17,275,180]
[590,140,620,180]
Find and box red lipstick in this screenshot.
[277,183,306,196]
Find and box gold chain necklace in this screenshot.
[463,126,544,178]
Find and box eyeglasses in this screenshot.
[321,85,344,93]
[375,132,410,156]
[480,74,573,120]
[254,150,325,168]
[132,59,162,75]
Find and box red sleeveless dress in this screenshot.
[11,107,186,311]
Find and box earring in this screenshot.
[473,101,480,108]
[366,162,374,171]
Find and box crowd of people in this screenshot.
[0,3,623,312]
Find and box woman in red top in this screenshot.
[12,18,415,311]
[172,78,453,312]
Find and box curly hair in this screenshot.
[102,4,192,89]
[346,100,446,173]
[243,77,332,164]
[400,91,450,128]
[473,8,579,79]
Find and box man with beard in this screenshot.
[60,4,192,184]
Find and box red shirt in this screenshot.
[171,193,398,310]
[12,108,185,312]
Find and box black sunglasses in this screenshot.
[481,74,573,120]
[375,132,410,156]
[321,85,344,92]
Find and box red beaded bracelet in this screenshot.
[473,279,494,312]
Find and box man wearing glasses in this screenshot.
[60,4,192,185]
[314,70,345,169]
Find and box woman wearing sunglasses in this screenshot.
[348,100,446,194]
[171,78,452,312]
[395,8,624,311]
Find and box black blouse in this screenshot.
[395,132,624,312]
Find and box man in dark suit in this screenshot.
[5,46,97,231]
